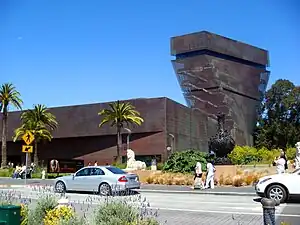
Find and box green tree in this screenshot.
[254,79,300,149]
[98,101,144,163]
[0,83,23,167]
[13,104,58,165]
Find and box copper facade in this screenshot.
[171,31,270,146]
[1,97,207,165]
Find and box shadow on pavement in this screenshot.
[63,189,140,196]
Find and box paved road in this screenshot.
[1,187,299,224]
[0,178,255,195]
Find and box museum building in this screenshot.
[1,31,270,165]
[2,97,209,165]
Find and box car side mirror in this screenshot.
[72,174,75,180]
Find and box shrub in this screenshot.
[156,163,164,170]
[0,168,14,177]
[218,174,225,185]
[43,206,75,225]
[232,175,244,187]
[28,194,58,225]
[93,201,139,224]
[145,172,194,186]
[58,216,85,225]
[244,173,255,185]
[163,150,207,173]
[223,175,233,185]
[286,148,296,160]
[129,218,160,225]
[228,146,281,165]
[21,204,29,225]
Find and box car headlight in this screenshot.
[259,178,272,184]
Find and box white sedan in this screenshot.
[255,168,300,203]
[54,166,140,195]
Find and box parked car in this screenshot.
[54,166,140,195]
[255,168,300,203]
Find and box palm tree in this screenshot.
[13,104,58,165]
[13,122,52,165]
[0,83,22,167]
[98,100,144,163]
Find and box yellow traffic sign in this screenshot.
[22,145,33,153]
[22,131,34,145]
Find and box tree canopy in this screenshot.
[0,83,23,167]
[254,79,300,149]
[13,104,58,164]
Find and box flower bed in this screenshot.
[139,169,270,187]
[0,191,161,225]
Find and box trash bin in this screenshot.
[0,205,21,225]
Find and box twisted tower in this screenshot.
[171,31,270,146]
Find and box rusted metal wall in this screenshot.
[171,31,270,146]
[2,97,209,164]
[1,97,166,141]
[166,99,209,152]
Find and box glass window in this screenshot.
[76,168,90,177]
[90,168,105,176]
[106,167,126,174]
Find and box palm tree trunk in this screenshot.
[34,141,38,166]
[1,108,8,168]
[116,126,122,163]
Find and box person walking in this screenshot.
[280,149,288,171]
[274,151,286,174]
[204,159,215,189]
[194,162,204,189]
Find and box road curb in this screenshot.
[0,184,48,188]
[138,189,257,197]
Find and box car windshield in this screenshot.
[292,168,300,174]
[106,167,126,174]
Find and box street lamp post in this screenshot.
[190,108,194,150]
[168,133,175,153]
[124,128,132,150]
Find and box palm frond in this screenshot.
[0,83,23,112]
[98,100,144,130]
[13,104,58,143]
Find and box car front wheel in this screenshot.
[55,181,66,193]
[267,185,287,203]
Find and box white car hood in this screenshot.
[259,173,294,182]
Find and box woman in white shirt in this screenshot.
[274,153,286,174]
[204,160,215,189]
[194,162,204,189]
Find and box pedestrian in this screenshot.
[12,165,21,179]
[194,162,204,189]
[204,159,215,189]
[94,161,98,166]
[279,149,288,171]
[274,151,286,174]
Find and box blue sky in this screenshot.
[1,0,299,109]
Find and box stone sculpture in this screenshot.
[125,149,146,171]
[151,158,157,171]
[295,142,300,169]
[50,159,60,173]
